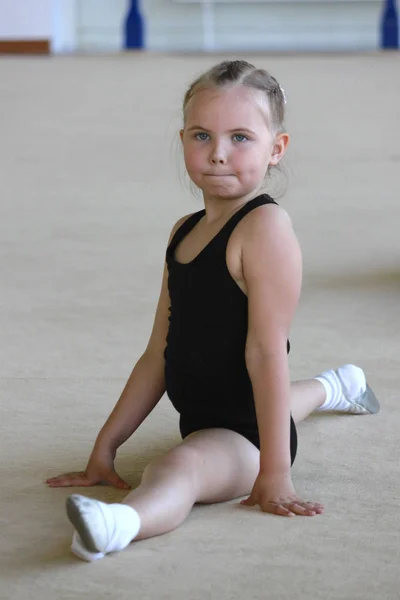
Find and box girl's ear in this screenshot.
[179,129,184,142]
[269,133,290,166]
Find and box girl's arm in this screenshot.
[46,215,195,488]
[93,351,166,455]
[94,214,193,456]
[242,204,302,474]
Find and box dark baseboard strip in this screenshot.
[0,40,50,54]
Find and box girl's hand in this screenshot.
[45,449,131,490]
[240,471,324,517]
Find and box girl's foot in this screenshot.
[71,532,105,561]
[66,494,141,561]
[314,364,380,414]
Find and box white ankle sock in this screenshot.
[67,495,141,562]
[314,364,367,412]
[71,532,105,562]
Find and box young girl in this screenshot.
[46,60,380,562]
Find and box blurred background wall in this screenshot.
[0,0,52,40]
[0,0,396,54]
[79,0,382,52]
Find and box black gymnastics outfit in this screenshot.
[164,194,298,466]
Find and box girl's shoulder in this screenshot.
[167,211,198,245]
[171,211,197,233]
[239,202,293,238]
[236,202,300,265]
[175,211,197,228]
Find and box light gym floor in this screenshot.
[1,52,399,599]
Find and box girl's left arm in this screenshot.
[242,204,302,475]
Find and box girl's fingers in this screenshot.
[303,502,324,513]
[49,480,91,487]
[273,504,295,517]
[48,479,78,487]
[46,472,90,486]
[272,502,321,517]
[46,472,83,482]
[240,495,325,517]
[287,503,311,515]
[47,475,94,487]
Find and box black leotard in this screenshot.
[164,194,297,466]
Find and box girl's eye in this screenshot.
[193,132,248,142]
[195,132,209,141]
[233,134,248,143]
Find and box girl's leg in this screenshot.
[290,365,380,424]
[68,428,261,560]
[289,379,326,425]
[122,428,260,541]
[123,375,326,542]
[69,382,326,559]
[68,366,377,560]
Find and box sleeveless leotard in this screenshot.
[164,194,297,466]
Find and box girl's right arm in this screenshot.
[46,214,191,488]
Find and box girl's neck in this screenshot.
[201,188,263,225]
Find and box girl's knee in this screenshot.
[145,444,200,481]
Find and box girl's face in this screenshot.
[181,85,289,202]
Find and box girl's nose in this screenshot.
[210,144,227,164]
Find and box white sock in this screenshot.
[71,532,105,562]
[314,364,367,413]
[67,495,141,562]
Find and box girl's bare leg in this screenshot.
[69,372,373,559]
[122,380,324,541]
[122,428,260,540]
[68,378,327,560]
[290,379,326,424]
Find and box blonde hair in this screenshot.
[183,60,286,134]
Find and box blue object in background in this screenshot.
[124,0,144,49]
[381,0,399,48]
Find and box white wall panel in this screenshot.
[0,0,52,39]
[76,0,128,51]
[73,0,382,52]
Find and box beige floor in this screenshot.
[1,52,400,600]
